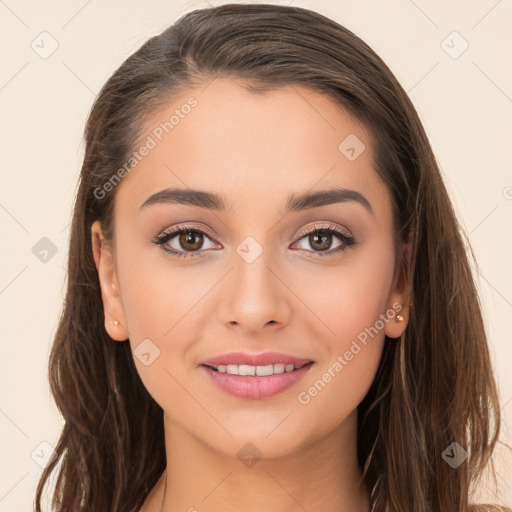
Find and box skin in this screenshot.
[91,78,411,511]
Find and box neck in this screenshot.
[153,409,370,512]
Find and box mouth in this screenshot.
[202,361,313,376]
[200,361,315,400]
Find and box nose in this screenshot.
[218,248,291,334]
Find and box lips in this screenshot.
[201,361,314,400]
[200,351,313,368]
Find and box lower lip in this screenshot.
[200,362,314,400]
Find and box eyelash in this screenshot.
[152,223,357,259]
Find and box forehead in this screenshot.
[114,78,390,222]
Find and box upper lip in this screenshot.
[201,351,314,368]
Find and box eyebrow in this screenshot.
[140,186,374,216]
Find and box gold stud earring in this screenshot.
[396,314,404,322]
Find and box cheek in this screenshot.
[294,239,394,410]
[117,262,199,413]
[298,238,395,351]
[296,277,388,430]
[116,231,202,340]
[114,237,221,404]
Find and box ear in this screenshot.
[91,220,129,341]
[384,237,413,339]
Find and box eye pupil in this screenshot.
[310,230,332,251]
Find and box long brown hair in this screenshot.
[34,4,510,511]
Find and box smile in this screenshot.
[201,361,314,400]
[205,362,308,376]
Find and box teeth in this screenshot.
[211,363,303,376]
[273,363,285,374]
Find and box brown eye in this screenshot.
[307,230,334,252]
[292,224,357,257]
[178,230,204,251]
[153,225,219,259]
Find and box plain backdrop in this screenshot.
[1,0,511,509]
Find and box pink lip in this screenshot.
[200,351,313,367]
[199,351,315,400]
[200,363,314,400]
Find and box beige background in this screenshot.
[1,0,511,509]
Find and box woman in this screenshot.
[34,3,510,511]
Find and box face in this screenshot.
[92,78,410,460]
